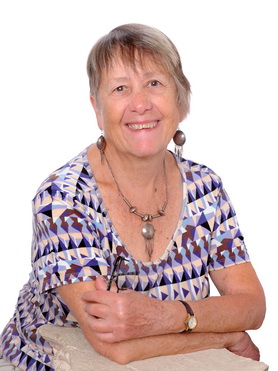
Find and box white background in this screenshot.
[0,0,277,368]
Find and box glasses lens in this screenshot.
[109,256,138,292]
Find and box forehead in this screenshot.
[101,53,169,82]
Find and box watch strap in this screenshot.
[179,300,196,332]
[179,300,194,316]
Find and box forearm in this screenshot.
[95,330,242,365]
[82,269,265,344]
[189,292,265,333]
[194,263,266,333]
[112,290,265,341]
[169,263,266,335]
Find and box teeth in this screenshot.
[128,121,158,130]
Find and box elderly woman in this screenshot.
[0,24,265,370]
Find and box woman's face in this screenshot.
[91,55,181,159]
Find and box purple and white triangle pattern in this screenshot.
[0,149,250,370]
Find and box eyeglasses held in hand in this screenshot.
[107,256,138,293]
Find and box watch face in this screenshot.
[188,316,197,329]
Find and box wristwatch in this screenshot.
[179,300,197,332]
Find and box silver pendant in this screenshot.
[142,223,155,260]
[141,223,155,240]
[173,130,186,158]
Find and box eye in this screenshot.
[111,84,129,97]
[149,80,161,87]
[115,85,125,92]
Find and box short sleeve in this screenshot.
[32,189,109,293]
[209,184,250,270]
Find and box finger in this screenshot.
[95,275,108,291]
[84,302,112,319]
[107,280,119,293]
[87,321,121,343]
[82,287,118,304]
[87,315,112,335]
[94,331,119,344]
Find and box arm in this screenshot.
[96,329,259,365]
[57,262,264,364]
[57,280,248,364]
[80,181,265,341]
[81,262,265,343]
[190,262,266,332]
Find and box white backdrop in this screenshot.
[0,0,277,368]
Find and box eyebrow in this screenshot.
[110,77,129,84]
[109,72,166,84]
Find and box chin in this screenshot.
[127,146,166,159]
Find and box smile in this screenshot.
[127,121,159,130]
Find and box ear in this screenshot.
[90,95,103,131]
[90,95,97,109]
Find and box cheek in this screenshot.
[106,101,128,124]
[94,111,104,131]
[94,102,111,129]
[166,102,182,126]
[99,106,125,136]
[91,99,105,131]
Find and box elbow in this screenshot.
[93,339,132,365]
[104,342,134,365]
[252,307,266,330]
[81,327,133,365]
[251,295,266,330]
[107,352,131,365]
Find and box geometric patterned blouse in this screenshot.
[0,148,250,370]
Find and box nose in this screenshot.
[129,90,153,114]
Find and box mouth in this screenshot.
[127,121,159,130]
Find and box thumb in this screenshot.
[95,275,108,291]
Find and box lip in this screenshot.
[126,120,159,130]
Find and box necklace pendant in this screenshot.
[96,135,106,152]
[142,214,153,222]
[103,152,168,260]
[142,223,155,240]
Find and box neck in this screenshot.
[101,145,169,260]
[103,144,168,192]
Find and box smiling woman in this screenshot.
[87,24,191,119]
[0,23,266,370]
[90,57,181,159]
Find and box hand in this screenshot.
[227,332,260,361]
[82,276,175,343]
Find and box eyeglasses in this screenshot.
[107,256,138,293]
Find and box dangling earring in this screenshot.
[96,134,106,163]
[173,129,186,158]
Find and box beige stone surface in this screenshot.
[38,325,269,371]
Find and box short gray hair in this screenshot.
[87,24,191,119]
